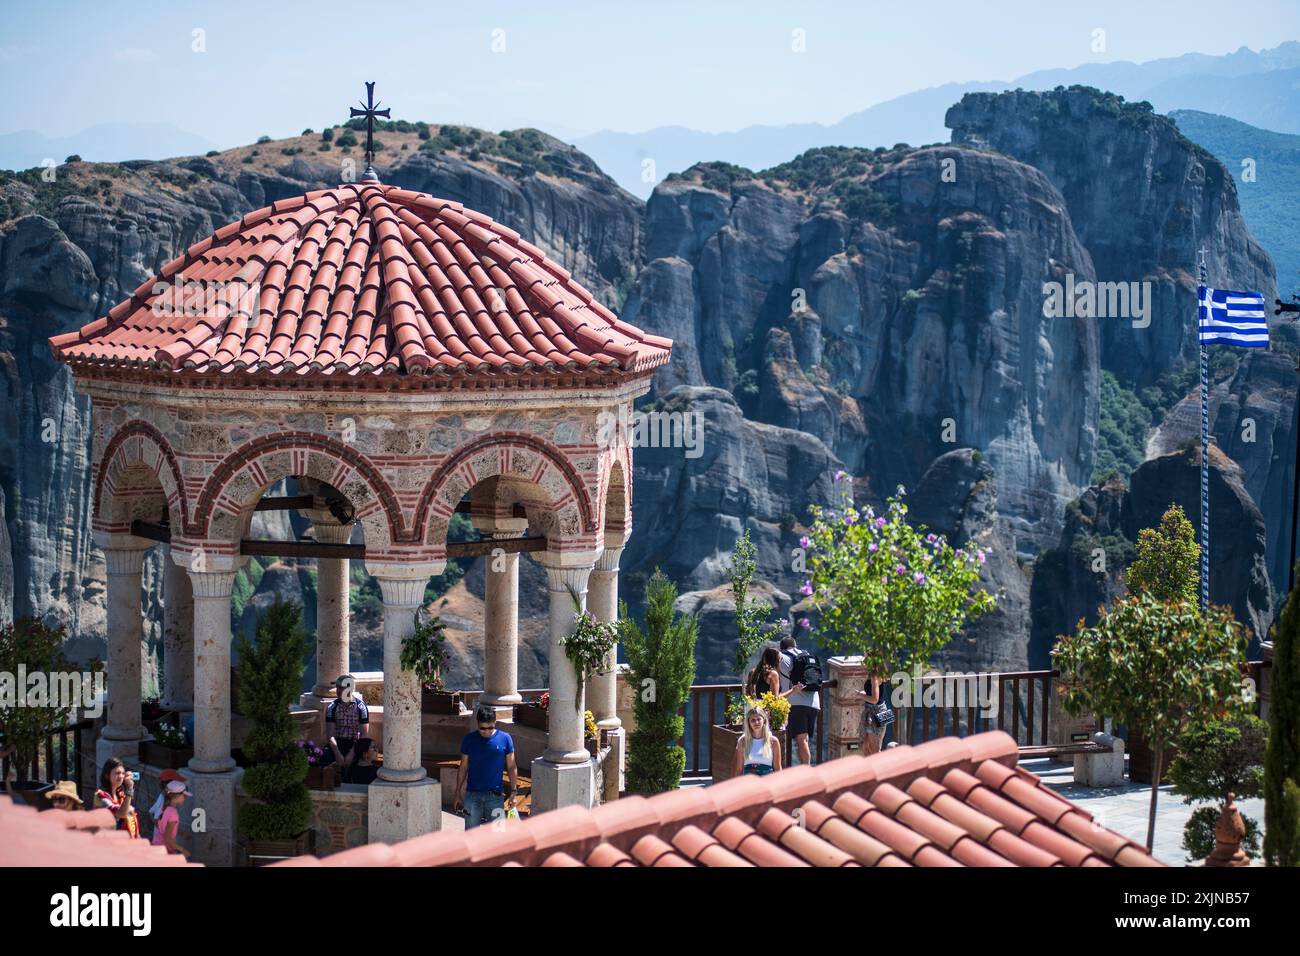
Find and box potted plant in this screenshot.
[141,697,170,733]
[584,710,600,757]
[513,692,548,730]
[562,591,618,714]
[1170,712,1266,865]
[0,618,101,806]
[235,596,316,865]
[139,721,193,769]
[295,740,336,791]
[400,613,461,715]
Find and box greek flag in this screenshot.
[1198,286,1269,347]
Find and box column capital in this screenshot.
[367,562,442,609]
[103,546,149,575]
[543,564,594,595]
[593,546,624,575]
[187,569,239,599]
[308,519,356,546]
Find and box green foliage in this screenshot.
[620,570,698,794]
[729,529,780,679]
[235,597,312,840]
[1093,370,1149,483]
[805,479,995,676]
[1266,572,1300,866]
[1126,504,1201,605]
[0,619,100,770]
[1170,712,1267,804]
[400,613,448,690]
[335,131,358,148]
[562,589,618,712]
[320,128,334,142]
[1182,805,1261,860]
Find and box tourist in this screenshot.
[326,673,369,774]
[150,780,191,858]
[732,704,783,778]
[858,673,894,755]
[778,635,822,766]
[454,704,518,829]
[43,780,84,812]
[148,768,185,833]
[95,757,140,838]
[345,738,379,785]
[746,646,796,700]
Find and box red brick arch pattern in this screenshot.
[93,420,188,531]
[194,431,405,542]
[416,433,598,545]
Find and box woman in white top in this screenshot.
[732,704,783,778]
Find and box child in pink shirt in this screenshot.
[151,780,191,858]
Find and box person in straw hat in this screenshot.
[43,780,84,811]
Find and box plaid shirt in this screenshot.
[326,694,368,739]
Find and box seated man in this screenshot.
[325,674,369,776]
[454,704,518,829]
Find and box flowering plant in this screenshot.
[154,722,188,749]
[538,692,550,712]
[803,479,995,676]
[295,739,328,767]
[584,709,599,742]
[400,612,448,691]
[562,589,618,713]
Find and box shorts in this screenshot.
[788,705,819,738]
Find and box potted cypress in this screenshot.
[236,596,316,865]
[1170,712,1267,865]
[400,612,461,715]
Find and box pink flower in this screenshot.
[799,617,811,629]
[800,581,813,596]
[868,542,878,553]
[895,564,906,574]
[913,572,926,584]
[925,533,936,543]
[799,535,810,549]
[977,549,986,564]
[844,511,857,525]
[875,517,886,529]
[834,470,848,482]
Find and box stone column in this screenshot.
[97,542,151,766]
[588,546,624,803]
[184,562,243,867]
[304,520,353,705]
[161,546,194,712]
[481,533,525,708]
[827,656,870,761]
[366,562,442,844]
[531,554,596,813]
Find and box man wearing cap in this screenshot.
[326,674,369,775]
[43,781,84,812]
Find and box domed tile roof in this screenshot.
[50,183,671,383]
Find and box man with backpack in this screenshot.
[778,635,823,766]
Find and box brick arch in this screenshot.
[193,431,405,547]
[417,433,599,547]
[93,421,187,532]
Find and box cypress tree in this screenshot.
[1265,570,1300,866]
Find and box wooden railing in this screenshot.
[0,719,93,792]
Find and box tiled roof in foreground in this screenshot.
[278,731,1164,867]
[49,183,671,383]
[0,796,200,867]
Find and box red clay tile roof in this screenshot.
[49,184,671,383]
[0,796,201,867]
[277,732,1165,868]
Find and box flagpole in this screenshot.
[1198,249,1210,612]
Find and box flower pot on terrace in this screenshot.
[585,737,600,758]
[305,764,336,790]
[243,829,316,867]
[139,740,193,770]
[512,703,548,731]
[422,689,463,715]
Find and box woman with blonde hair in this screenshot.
[732,704,783,778]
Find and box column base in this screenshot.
[530,756,593,814]
[368,777,441,844]
[96,735,144,769]
[182,767,243,867]
[480,692,523,707]
[298,691,334,709]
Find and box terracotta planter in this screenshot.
[139,741,193,769]
[305,764,336,790]
[709,724,788,784]
[421,689,462,715]
[1127,730,1174,784]
[1206,793,1251,867]
[243,829,316,867]
[513,703,548,731]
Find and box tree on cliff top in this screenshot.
[1125,503,1200,606]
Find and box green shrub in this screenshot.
[1182,805,1261,860]
[235,597,312,841]
[1266,568,1300,865]
[620,570,697,793]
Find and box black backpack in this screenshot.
[787,649,823,692]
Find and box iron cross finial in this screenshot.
[349,81,391,181]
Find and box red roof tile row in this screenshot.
[49,184,671,383]
[0,797,200,867]
[276,732,1164,868]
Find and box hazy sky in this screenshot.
[2,0,1298,144]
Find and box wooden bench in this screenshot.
[1017,741,1107,760]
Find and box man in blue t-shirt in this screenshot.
[455,703,518,829]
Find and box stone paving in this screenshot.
[1027,758,1266,867]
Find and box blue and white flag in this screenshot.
[1198,286,1269,347]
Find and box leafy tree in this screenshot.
[619,570,697,794]
[1171,712,1267,861]
[729,529,780,679]
[235,596,313,841]
[1125,504,1200,605]
[1266,572,1300,866]
[804,479,995,678]
[1053,594,1249,850]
